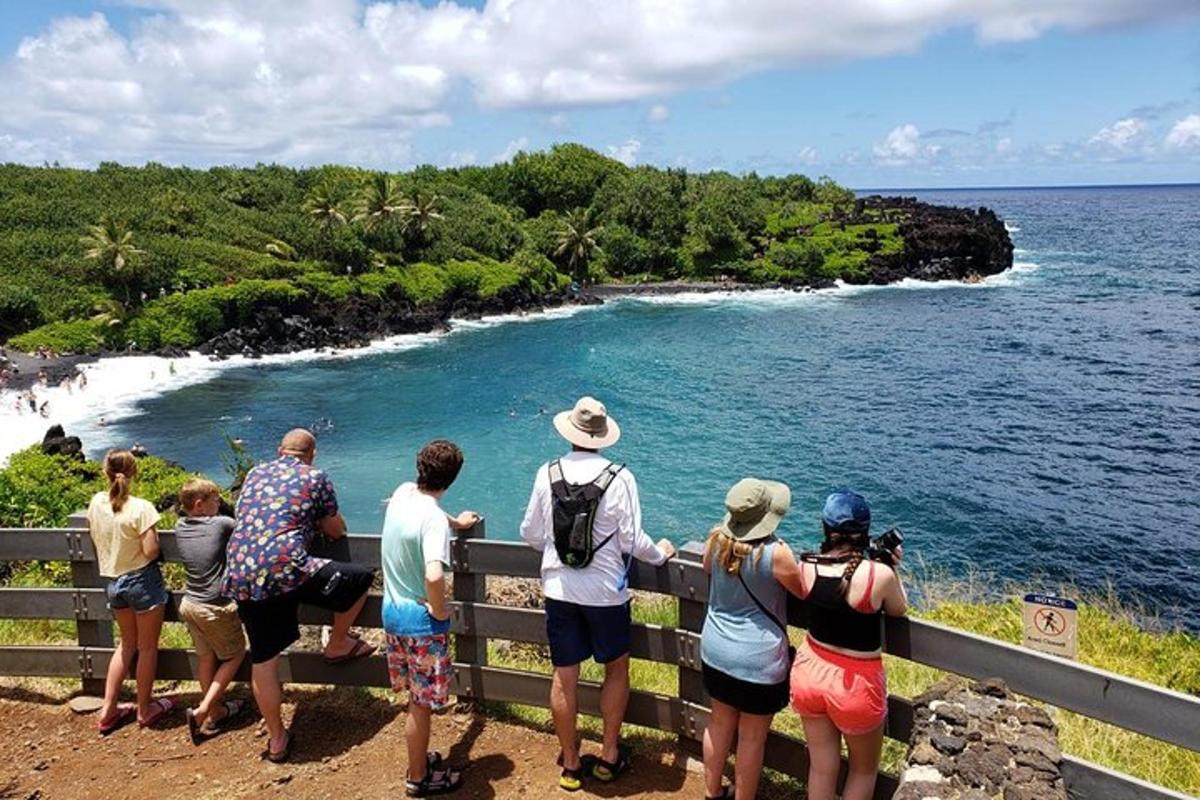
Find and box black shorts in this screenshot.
[702,660,789,716]
[237,561,374,664]
[545,598,631,667]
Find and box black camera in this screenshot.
[865,527,904,567]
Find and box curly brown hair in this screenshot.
[417,439,464,491]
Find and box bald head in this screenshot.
[279,428,316,463]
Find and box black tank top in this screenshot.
[806,561,883,653]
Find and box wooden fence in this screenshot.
[0,515,1197,800]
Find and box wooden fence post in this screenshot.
[66,511,111,696]
[452,518,488,668]
[676,541,708,757]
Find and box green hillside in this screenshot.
[0,144,896,353]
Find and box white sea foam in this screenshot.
[0,266,1036,464]
[1005,221,1021,233]
[0,304,597,464]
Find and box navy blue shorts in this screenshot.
[545,598,631,667]
[106,562,169,613]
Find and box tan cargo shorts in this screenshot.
[179,596,247,662]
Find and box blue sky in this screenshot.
[1,1,1198,187]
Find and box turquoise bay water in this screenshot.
[96,185,1200,627]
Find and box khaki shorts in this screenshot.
[179,597,246,662]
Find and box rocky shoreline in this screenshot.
[1,196,1012,384]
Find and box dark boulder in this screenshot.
[41,425,84,461]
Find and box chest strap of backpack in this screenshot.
[548,460,625,553]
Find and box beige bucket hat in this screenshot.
[717,478,791,542]
[554,396,621,450]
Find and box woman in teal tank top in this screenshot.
[700,478,806,800]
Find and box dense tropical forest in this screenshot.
[0,143,918,354]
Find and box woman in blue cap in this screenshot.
[789,490,907,800]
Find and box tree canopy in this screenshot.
[0,144,901,352]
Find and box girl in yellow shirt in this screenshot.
[87,450,174,734]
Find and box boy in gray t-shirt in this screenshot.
[177,479,247,744]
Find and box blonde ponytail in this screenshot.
[103,450,138,512]
[705,527,768,577]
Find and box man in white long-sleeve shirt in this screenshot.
[520,396,675,790]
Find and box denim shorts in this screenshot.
[106,562,169,613]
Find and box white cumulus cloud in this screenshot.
[647,104,670,123]
[492,136,530,164]
[1089,117,1150,150]
[0,0,1197,165]
[607,137,642,166]
[1165,114,1200,152]
[873,124,922,163]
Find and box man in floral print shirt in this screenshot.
[225,428,375,763]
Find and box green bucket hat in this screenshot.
[717,478,791,542]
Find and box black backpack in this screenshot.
[548,459,624,568]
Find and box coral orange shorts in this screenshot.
[789,637,888,735]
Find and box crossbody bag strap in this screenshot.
[736,562,788,636]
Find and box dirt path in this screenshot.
[0,684,710,800]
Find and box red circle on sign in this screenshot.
[1034,608,1066,638]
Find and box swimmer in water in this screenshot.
[98,417,108,427]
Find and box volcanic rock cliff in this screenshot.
[857,196,1015,284]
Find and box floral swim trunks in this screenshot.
[386,633,452,710]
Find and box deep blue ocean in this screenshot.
[94,185,1200,628]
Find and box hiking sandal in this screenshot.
[199,698,249,736]
[406,766,463,797]
[556,750,584,792]
[588,745,632,782]
[706,785,734,800]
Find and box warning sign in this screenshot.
[1023,593,1078,659]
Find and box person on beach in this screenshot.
[380,440,480,797]
[223,428,376,763]
[176,478,248,744]
[700,478,805,800]
[790,490,907,800]
[87,450,174,735]
[520,396,676,790]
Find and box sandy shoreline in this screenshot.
[0,281,774,392]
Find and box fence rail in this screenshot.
[0,522,1196,800]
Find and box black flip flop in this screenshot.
[323,638,376,665]
[706,785,734,800]
[265,728,293,763]
[186,707,203,745]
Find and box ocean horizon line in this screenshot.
[856,180,1200,193]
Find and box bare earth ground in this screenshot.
[0,681,709,800]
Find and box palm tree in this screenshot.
[303,181,348,236]
[265,239,298,260]
[353,174,407,234]
[401,190,443,242]
[555,207,604,284]
[81,218,142,304]
[90,298,127,329]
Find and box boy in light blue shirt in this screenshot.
[381,439,479,797]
